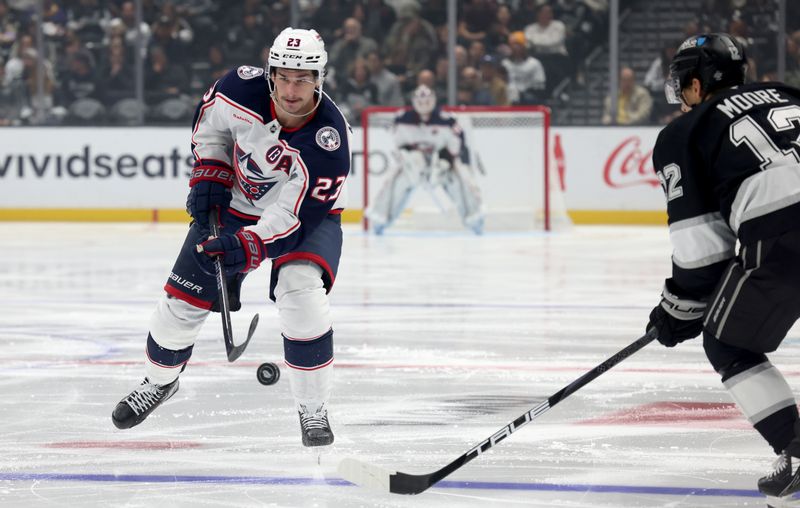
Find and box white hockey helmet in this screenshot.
[267,27,328,77]
[411,85,436,116]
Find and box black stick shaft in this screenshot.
[391,330,657,493]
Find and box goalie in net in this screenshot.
[364,85,485,235]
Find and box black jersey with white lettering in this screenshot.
[652,82,800,298]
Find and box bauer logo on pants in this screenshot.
[315,127,341,151]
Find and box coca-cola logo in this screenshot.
[603,136,660,188]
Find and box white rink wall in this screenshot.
[0,126,667,224]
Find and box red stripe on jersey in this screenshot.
[164,285,212,310]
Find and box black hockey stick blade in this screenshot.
[338,329,657,495]
[208,209,258,363]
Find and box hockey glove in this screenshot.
[186,166,235,229]
[646,281,707,347]
[196,229,267,276]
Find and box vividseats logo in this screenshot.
[0,145,195,179]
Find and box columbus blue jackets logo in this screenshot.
[315,127,341,151]
[237,65,265,80]
[234,144,277,201]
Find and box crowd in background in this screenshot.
[0,0,798,127]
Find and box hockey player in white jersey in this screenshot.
[111,28,351,448]
[366,85,485,234]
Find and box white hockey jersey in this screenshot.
[191,65,351,259]
[393,108,463,158]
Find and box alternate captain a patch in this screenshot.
[237,65,265,80]
[315,127,341,151]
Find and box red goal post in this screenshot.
[360,105,565,232]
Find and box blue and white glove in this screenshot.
[186,166,235,229]
[196,229,267,276]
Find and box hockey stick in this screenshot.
[338,329,657,495]
[208,208,259,362]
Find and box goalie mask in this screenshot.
[665,33,747,105]
[267,27,328,116]
[411,85,436,117]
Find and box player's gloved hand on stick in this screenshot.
[186,166,235,228]
[196,229,267,276]
[647,280,707,347]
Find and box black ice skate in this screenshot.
[759,450,800,502]
[298,403,334,447]
[112,377,179,430]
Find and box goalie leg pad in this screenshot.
[441,164,484,232]
[366,169,417,229]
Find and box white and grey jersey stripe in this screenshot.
[669,212,737,270]
[729,163,800,234]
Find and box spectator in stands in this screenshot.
[200,43,229,84]
[786,30,800,89]
[419,0,447,27]
[458,65,480,105]
[433,56,449,99]
[3,32,31,85]
[486,4,513,52]
[145,44,186,104]
[149,15,189,68]
[225,10,266,65]
[354,0,396,44]
[18,47,56,124]
[601,66,652,126]
[56,50,100,104]
[502,31,546,105]
[365,49,404,107]
[98,35,134,106]
[0,57,24,125]
[466,40,486,69]
[524,3,570,92]
[108,1,151,57]
[40,0,67,40]
[524,4,568,57]
[384,1,438,90]
[474,55,509,106]
[159,1,194,45]
[457,0,496,45]
[512,0,540,31]
[307,0,350,43]
[338,57,379,124]
[454,44,468,73]
[643,40,680,124]
[66,0,110,47]
[0,0,20,62]
[416,68,435,88]
[328,18,378,83]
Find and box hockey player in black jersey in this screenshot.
[645,33,800,503]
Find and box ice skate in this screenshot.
[760,451,800,506]
[112,377,179,429]
[298,403,334,447]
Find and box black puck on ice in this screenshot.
[257,362,281,386]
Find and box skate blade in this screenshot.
[766,494,800,507]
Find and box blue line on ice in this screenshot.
[0,472,767,498]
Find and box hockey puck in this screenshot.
[257,362,280,386]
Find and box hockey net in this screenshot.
[360,105,570,232]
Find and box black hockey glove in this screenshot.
[186,166,235,229]
[647,281,707,347]
[196,229,267,276]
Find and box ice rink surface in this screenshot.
[2,222,799,507]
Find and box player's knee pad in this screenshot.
[703,332,768,381]
[274,261,331,339]
[149,293,210,351]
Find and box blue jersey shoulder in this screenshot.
[214,66,271,121]
[281,92,351,177]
